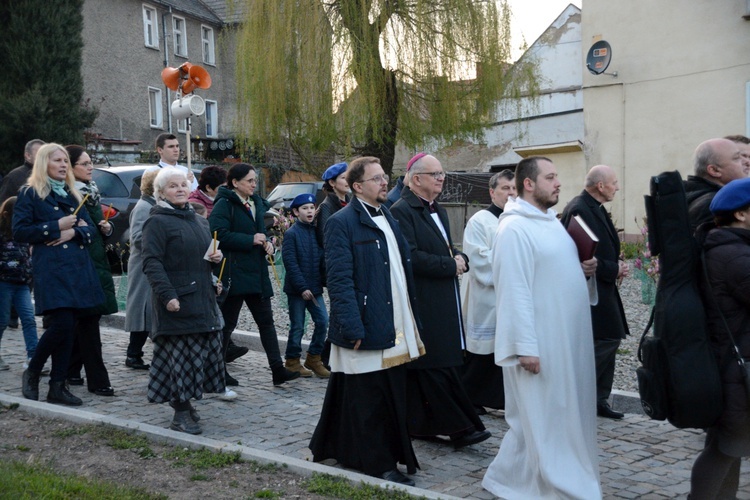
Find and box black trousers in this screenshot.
[68,314,111,390]
[594,338,621,405]
[28,308,76,383]
[690,428,741,499]
[127,330,149,358]
[220,294,282,369]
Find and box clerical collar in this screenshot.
[418,196,437,213]
[358,198,383,217]
[485,203,503,218]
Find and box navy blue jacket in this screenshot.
[13,186,104,314]
[324,198,421,350]
[282,220,324,296]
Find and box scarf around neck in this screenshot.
[49,179,68,198]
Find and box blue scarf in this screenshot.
[49,179,68,197]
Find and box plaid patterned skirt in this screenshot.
[147,332,225,404]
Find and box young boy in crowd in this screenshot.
[282,193,329,378]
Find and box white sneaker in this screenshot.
[219,388,237,401]
[0,356,8,371]
[23,358,50,375]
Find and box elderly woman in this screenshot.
[14,143,104,406]
[64,145,117,396]
[691,177,750,499]
[124,169,159,370]
[141,168,224,435]
[209,163,299,386]
[188,165,227,217]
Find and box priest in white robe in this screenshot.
[309,157,425,487]
[482,156,602,500]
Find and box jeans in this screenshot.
[28,308,76,382]
[220,294,283,369]
[0,281,38,358]
[285,294,328,359]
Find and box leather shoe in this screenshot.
[125,357,150,370]
[226,343,249,363]
[451,429,491,449]
[225,371,239,386]
[67,376,84,386]
[597,403,624,420]
[90,386,115,397]
[379,469,415,487]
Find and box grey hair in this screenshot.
[24,139,45,156]
[152,168,188,201]
[694,142,717,178]
[490,169,514,189]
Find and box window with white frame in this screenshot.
[177,118,187,133]
[148,87,163,128]
[172,15,187,57]
[142,5,159,48]
[202,26,216,65]
[205,100,218,137]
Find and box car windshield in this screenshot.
[91,170,129,197]
[267,184,313,204]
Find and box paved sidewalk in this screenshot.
[0,322,748,499]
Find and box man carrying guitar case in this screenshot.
[636,170,723,428]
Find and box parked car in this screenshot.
[266,181,325,211]
[92,164,278,274]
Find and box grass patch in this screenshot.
[0,460,166,499]
[305,473,421,499]
[254,489,282,498]
[53,426,93,438]
[16,445,30,452]
[248,460,284,473]
[190,473,210,481]
[95,427,156,459]
[164,447,243,470]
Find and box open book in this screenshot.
[567,215,599,261]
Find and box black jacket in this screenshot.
[0,162,32,204]
[282,220,324,296]
[390,187,468,369]
[561,190,629,340]
[314,192,347,248]
[685,175,721,234]
[141,204,222,339]
[702,226,750,456]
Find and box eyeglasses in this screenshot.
[359,174,389,184]
[75,161,94,168]
[416,171,445,180]
[243,177,258,184]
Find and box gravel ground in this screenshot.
[235,260,652,393]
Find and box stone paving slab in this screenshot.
[1,321,749,498]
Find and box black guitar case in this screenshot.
[636,170,722,428]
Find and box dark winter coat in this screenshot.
[282,220,324,296]
[79,188,118,316]
[141,203,222,339]
[390,187,468,369]
[685,175,721,235]
[0,162,32,204]
[325,198,421,350]
[314,192,348,248]
[702,226,750,456]
[12,186,104,314]
[209,186,273,298]
[384,176,404,208]
[561,190,629,341]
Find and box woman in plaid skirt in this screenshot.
[141,168,224,435]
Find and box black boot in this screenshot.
[47,380,83,406]
[170,409,202,434]
[170,401,200,422]
[272,365,301,386]
[22,369,41,400]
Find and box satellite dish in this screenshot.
[586,40,615,76]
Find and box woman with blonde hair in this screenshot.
[14,143,104,406]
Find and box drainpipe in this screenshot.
[162,6,172,133]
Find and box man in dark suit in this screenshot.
[391,153,490,448]
[561,164,630,419]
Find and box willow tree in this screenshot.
[234,0,533,176]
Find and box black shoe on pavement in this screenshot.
[125,357,150,370]
[170,410,202,435]
[597,403,624,420]
[451,429,491,449]
[67,376,84,386]
[272,366,301,386]
[89,386,115,397]
[226,343,249,363]
[379,469,415,487]
[22,369,40,400]
[47,381,83,406]
[225,371,239,386]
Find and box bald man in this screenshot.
[685,138,749,233]
[561,165,630,419]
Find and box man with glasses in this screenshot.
[310,156,425,486]
[390,153,490,449]
[685,137,749,234]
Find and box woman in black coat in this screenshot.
[314,162,349,248]
[691,177,750,499]
[14,143,104,406]
[142,168,224,435]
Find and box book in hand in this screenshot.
[567,215,599,262]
